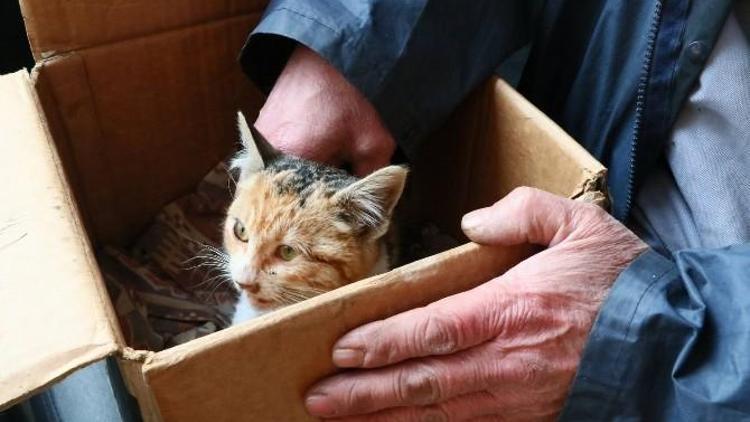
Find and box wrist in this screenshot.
[254,44,395,171]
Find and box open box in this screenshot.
[0,1,606,420]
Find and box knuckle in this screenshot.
[335,377,374,414]
[362,322,389,364]
[352,321,399,366]
[397,365,443,405]
[508,187,539,213]
[511,186,537,202]
[568,193,609,221]
[498,295,542,333]
[578,200,608,221]
[518,358,546,387]
[420,310,461,354]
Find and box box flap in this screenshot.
[0,71,123,409]
[19,0,268,60]
[31,15,263,246]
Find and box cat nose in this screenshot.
[238,281,260,293]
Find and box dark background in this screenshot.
[1,1,34,73]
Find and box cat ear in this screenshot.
[334,165,408,238]
[231,111,280,181]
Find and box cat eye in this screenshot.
[278,244,298,261]
[233,219,249,242]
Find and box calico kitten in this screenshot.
[225,112,407,325]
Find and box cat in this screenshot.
[225,112,407,325]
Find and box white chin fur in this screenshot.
[231,292,266,326]
[229,254,246,282]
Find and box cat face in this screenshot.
[223,112,406,310]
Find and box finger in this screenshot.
[461,187,604,247]
[325,389,562,422]
[331,285,503,369]
[325,391,508,422]
[308,345,500,417]
[308,342,565,417]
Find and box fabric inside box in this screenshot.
[98,162,237,350]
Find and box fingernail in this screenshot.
[305,394,336,417]
[332,348,364,367]
[461,211,482,234]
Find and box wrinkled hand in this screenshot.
[305,187,647,421]
[255,45,395,176]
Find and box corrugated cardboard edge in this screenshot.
[118,349,162,422]
[0,70,125,410]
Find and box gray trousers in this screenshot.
[0,359,141,422]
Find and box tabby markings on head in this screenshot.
[224,111,407,325]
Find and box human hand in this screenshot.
[254,45,395,176]
[304,187,647,421]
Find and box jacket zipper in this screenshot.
[622,0,663,220]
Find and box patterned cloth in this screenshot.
[99,162,238,351]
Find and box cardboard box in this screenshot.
[0,1,606,420]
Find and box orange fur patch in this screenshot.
[224,172,382,308]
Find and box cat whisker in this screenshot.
[274,294,302,307]
[193,271,226,289]
[284,285,330,297]
[190,275,220,290]
[225,166,238,196]
[206,277,231,299]
[169,231,229,266]
[274,291,302,303]
[199,257,229,268]
[184,253,232,291]
[182,243,229,269]
[186,247,229,263]
[183,259,225,271]
[274,285,328,305]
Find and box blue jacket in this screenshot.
[240,1,750,420]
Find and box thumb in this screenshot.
[461,187,586,247]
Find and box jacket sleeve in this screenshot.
[239,0,536,157]
[561,244,750,420]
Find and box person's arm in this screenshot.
[301,187,750,420]
[561,244,750,420]
[241,0,537,168]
